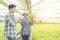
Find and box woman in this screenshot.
[20,13,33,40]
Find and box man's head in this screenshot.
[8,4,16,13]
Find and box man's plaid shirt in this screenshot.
[4,13,16,38]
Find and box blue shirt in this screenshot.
[20,17,33,35]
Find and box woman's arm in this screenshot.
[29,18,33,26]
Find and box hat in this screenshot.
[22,13,28,16]
[22,10,29,16]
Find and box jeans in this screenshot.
[21,35,30,40]
[7,36,16,40]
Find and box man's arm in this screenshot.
[4,15,8,28]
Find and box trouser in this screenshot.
[7,36,16,40]
[21,35,30,40]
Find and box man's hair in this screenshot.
[8,4,16,10]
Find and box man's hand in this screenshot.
[16,18,20,23]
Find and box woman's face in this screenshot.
[23,15,28,17]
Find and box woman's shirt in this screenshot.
[20,17,33,35]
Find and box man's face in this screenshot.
[10,7,16,13]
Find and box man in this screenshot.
[4,4,16,40]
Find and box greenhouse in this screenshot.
[0,0,60,40]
